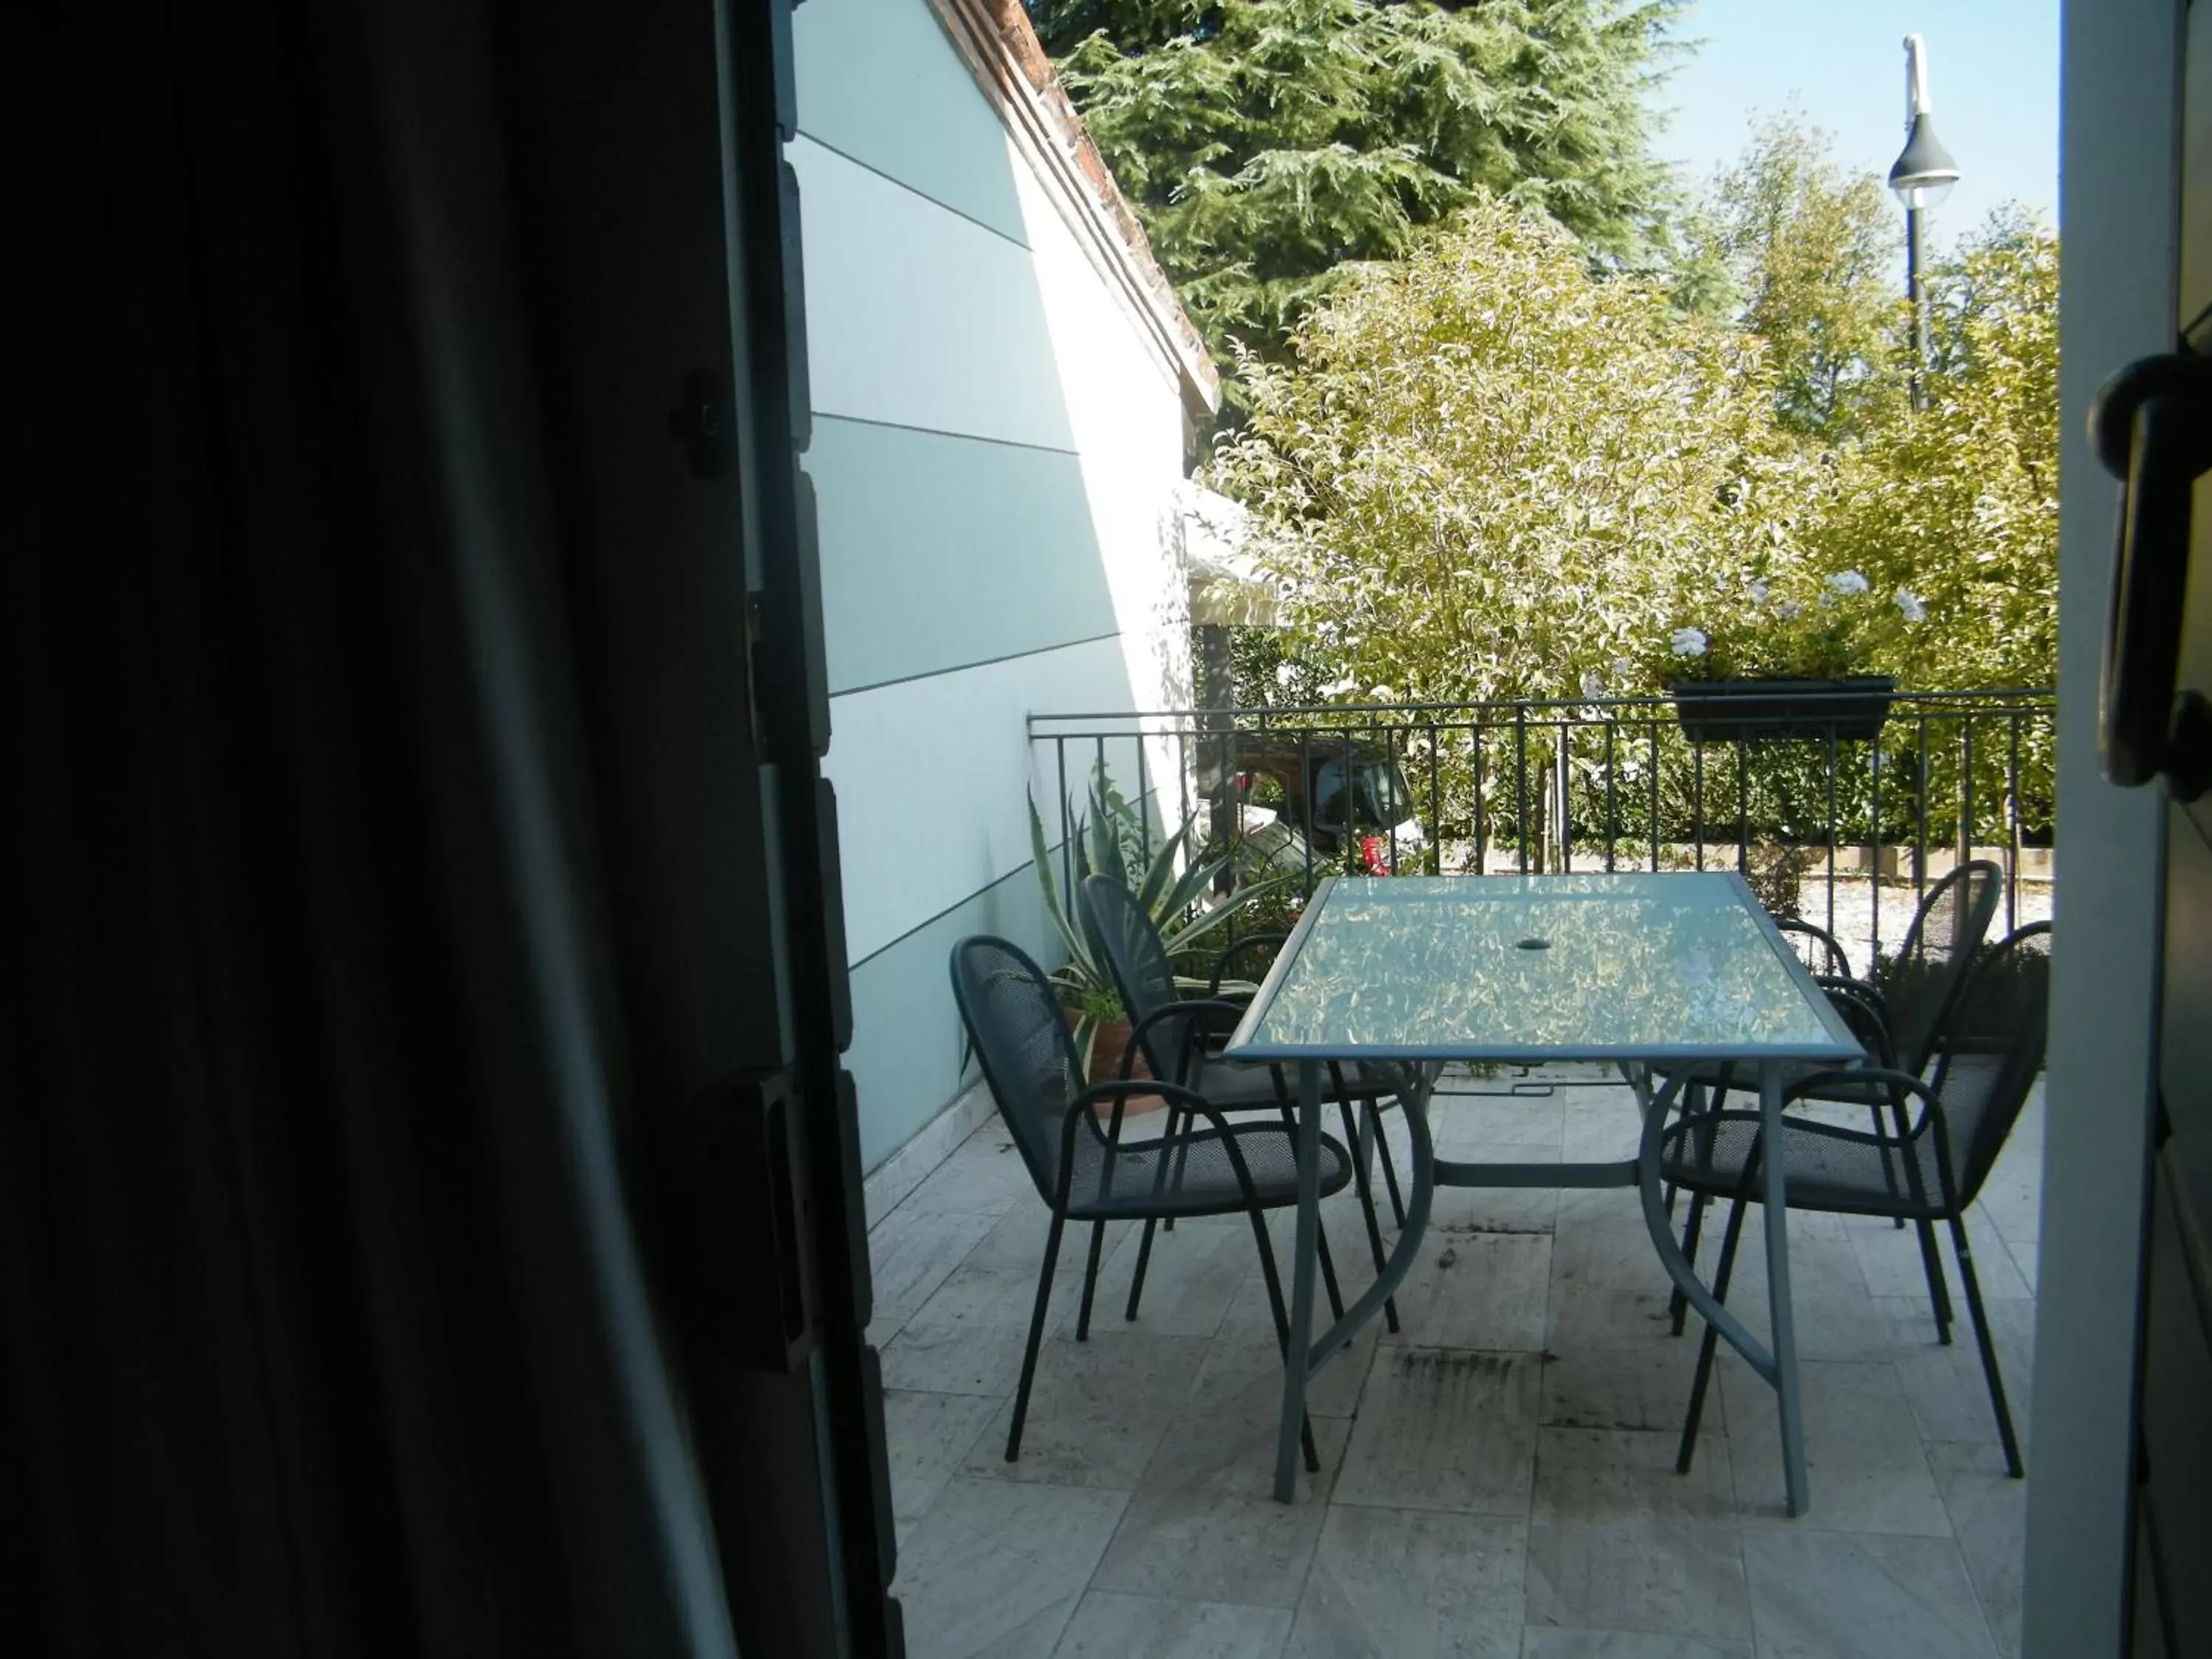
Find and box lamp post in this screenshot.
[1888,33,1961,412]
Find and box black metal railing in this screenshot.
[1029,688,2054,971]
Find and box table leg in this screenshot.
[1759,1057,1808,1516]
[1273,1058,1325,1502]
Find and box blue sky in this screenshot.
[1647,0,2061,247]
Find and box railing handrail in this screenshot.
[1029,686,2055,731]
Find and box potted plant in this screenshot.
[1024,765,1298,1096]
[1663,568,1925,743]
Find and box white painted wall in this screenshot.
[790,0,1198,1166]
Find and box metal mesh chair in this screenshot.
[949,934,1352,1467]
[1670,860,2006,1342]
[1080,874,1405,1332]
[1663,921,2050,1479]
[1775,916,1854,980]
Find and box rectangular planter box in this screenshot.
[1669,676,1896,744]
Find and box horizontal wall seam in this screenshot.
[849,855,1044,973]
[807,408,1081,459]
[793,129,1033,253]
[832,630,1122,700]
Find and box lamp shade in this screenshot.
[1889,113,1960,209]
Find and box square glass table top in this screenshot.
[1222,872,1865,1065]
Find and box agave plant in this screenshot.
[1026,765,1299,1077]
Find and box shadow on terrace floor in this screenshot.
[868,1069,2042,1659]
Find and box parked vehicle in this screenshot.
[1222,734,1426,875]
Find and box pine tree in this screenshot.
[1036,0,1686,382]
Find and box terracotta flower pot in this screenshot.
[1065,1008,1164,1116]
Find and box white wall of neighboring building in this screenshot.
[792,0,1203,1170]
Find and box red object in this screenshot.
[1360,834,1388,874]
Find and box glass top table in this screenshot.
[1227,872,1863,1065]
[1220,872,1863,1514]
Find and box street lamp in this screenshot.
[1888,32,1961,412]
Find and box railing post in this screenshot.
[1514,703,1530,874]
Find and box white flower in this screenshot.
[1747,579,1770,604]
[1368,685,1396,702]
[1580,669,1604,700]
[1320,676,1357,697]
[1613,658,1632,680]
[1826,570,1871,597]
[1712,573,1731,594]
[1670,627,1708,658]
[1894,587,1927,623]
[1275,663,1295,686]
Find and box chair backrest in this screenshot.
[1878,859,2004,1072]
[1079,875,1194,1083]
[948,935,1085,1201]
[1925,920,2051,1206]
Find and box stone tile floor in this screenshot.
[871,1072,2042,1659]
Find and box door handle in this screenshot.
[2090,350,2212,796]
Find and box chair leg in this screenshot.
[1075,1219,1107,1341]
[1371,1104,1408,1229]
[1125,1217,1158,1323]
[1913,1216,1954,1345]
[1677,1195,1748,1475]
[1128,1106,1189,1320]
[1276,1099,1346,1324]
[1871,1100,1908,1229]
[1007,1208,1067,1461]
[1948,1212,2025,1478]
[1245,1203,1321,1475]
[1670,1192,1710,1337]
[1340,1099,1400,1334]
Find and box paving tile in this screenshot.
[963,1331,1211,1490]
[1142,1400,1355,1503]
[965,1205,1133,1276]
[1721,1359,1952,1534]
[901,1135,1041,1217]
[894,1477,1130,1659]
[1523,1430,1750,1642]
[883,1390,1002,1540]
[1846,1214,2032,1307]
[1334,1348,1541,1516]
[1530,1428,1740,1525]
[1430,1097,1568,1154]
[1088,1214,1262,1339]
[1928,1441,2028,1658]
[1878,1295,2034,1450]
[870,1207,1002,1340]
[1192,1327,1380,1421]
[1284,1506,1526,1658]
[883,1320,1045,1398]
[1092,1487,1329,1609]
[1382,1230,1553,1352]
[1518,1632,1750,1658]
[1048,1591,1293,1659]
[1741,1528,1996,1658]
[912,1262,1087,1335]
[1538,1338,1721,1438]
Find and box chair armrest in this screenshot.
[1781,1065,1944,1141]
[1209,931,1292,998]
[1070,1079,1278,1211]
[1071,1076,1219,1145]
[1815,975,1897,1068]
[1124,998,1248,1088]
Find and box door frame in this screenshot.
[2030,1,2180,1651]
